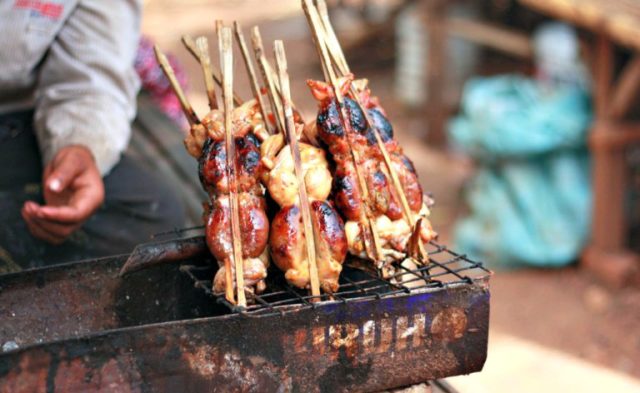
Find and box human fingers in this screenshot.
[44,151,85,193]
[21,205,66,244]
[30,210,79,238]
[37,205,87,225]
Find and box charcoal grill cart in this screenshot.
[0,238,489,392]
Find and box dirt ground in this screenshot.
[142,0,640,383]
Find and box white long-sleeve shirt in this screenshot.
[0,0,141,175]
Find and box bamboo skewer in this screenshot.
[216,19,224,47]
[222,26,236,305]
[234,21,274,135]
[263,55,313,131]
[195,37,219,110]
[153,45,200,126]
[257,49,308,125]
[274,40,322,299]
[308,2,331,83]
[181,35,244,106]
[181,35,198,58]
[407,218,424,260]
[251,26,286,134]
[221,21,243,305]
[248,28,309,131]
[261,59,280,100]
[315,0,429,262]
[155,43,234,299]
[224,256,234,304]
[315,0,352,78]
[302,0,383,264]
[221,27,246,307]
[253,29,319,146]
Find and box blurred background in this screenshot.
[135,0,640,391]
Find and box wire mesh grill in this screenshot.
[180,241,490,317]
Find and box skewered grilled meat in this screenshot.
[213,248,269,295]
[262,142,332,207]
[308,77,436,263]
[199,131,263,195]
[205,194,268,261]
[192,99,270,295]
[261,133,347,293]
[344,204,434,260]
[270,201,346,293]
[184,100,268,159]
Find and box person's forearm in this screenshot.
[33,0,141,175]
[35,96,134,175]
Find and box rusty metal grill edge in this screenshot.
[0,240,490,392]
[181,240,490,317]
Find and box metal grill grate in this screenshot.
[180,241,490,317]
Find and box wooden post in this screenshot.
[423,0,447,146]
[593,34,613,120]
[590,34,627,251]
[590,122,627,251]
[608,55,640,119]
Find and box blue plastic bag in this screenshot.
[449,75,592,268]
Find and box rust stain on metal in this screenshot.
[0,352,49,393]
[293,329,307,353]
[430,307,468,341]
[362,320,375,349]
[53,358,140,393]
[311,326,325,355]
[0,256,186,349]
[328,323,359,360]
[0,254,490,392]
[182,344,219,377]
[177,341,293,392]
[378,317,394,354]
[412,313,427,348]
[396,316,412,350]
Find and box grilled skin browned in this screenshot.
[307,77,436,264]
[261,134,347,293]
[190,100,270,295]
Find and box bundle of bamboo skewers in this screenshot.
[153,0,437,308]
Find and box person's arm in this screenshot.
[22,0,142,244]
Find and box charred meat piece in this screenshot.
[194,99,270,295]
[308,77,436,265]
[205,194,269,261]
[199,135,262,194]
[269,201,346,293]
[261,128,347,293]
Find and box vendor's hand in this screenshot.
[21,145,105,245]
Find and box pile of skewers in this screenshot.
[152,0,437,307]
